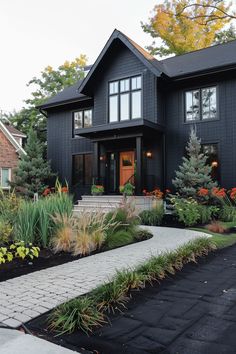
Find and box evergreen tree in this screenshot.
[172,128,217,198]
[12,130,55,196]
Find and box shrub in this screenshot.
[0,189,22,226]
[119,183,135,196]
[206,221,226,234]
[139,205,164,226]
[133,228,153,242]
[172,197,200,226]
[105,230,134,249]
[219,205,236,222]
[14,201,39,244]
[197,205,219,225]
[0,218,13,245]
[0,241,40,265]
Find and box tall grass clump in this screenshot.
[14,192,73,247]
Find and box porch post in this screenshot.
[93,141,99,183]
[136,136,143,195]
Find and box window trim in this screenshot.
[108,74,143,123]
[1,167,11,189]
[72,108,93,137]
[184,85,219,124]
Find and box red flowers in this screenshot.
[211,187,226,198]
[61,187,69,193]
[230,188,236,200]
[42,186,68,196]
[198,188,209,197]
[42,188,51,196]
[143,188,163,199]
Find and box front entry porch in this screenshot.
[92,132,164,195]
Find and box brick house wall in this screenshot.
[0,129,19,186]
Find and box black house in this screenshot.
[40,29,236,199]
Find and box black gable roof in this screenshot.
[161,39,236,78]
[39,31,236,110]
[39,80,91,109]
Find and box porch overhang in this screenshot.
[74,119,165,140]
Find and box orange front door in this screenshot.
[119,151,135,186]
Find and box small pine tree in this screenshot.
[12,129,54,196]
[172,128,217,198]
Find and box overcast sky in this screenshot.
[0,0,158,112]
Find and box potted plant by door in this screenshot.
[119,182,135,197]
[91,184,104,196]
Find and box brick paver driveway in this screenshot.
[0,227,207,328]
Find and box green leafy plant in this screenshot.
[172,197,200,226]
[105,230,134,249]
[0,247,14,264]
[10,241,40,260]
[91,185,104,195]
[220,205,236,222]
[139,204,164,226]
[133,228,153,242]
[119,183,135,196]
[14,201,39,244]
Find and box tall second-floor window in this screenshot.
[109,75,142,122]
[185,87,217,122]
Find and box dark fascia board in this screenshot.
[74,119,165,137]
[38,96,92,110]
[171,63,236,81]
[78,29,165,95]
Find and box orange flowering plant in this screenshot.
[142,188,165,200]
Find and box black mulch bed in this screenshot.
[0,236,152,283]
[26,244,236,354]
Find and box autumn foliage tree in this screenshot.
[142,0,236,57]
[5,55,87,144]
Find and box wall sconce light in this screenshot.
[99,155,105,161]
[146,151,152,158]
[211,161,218,168]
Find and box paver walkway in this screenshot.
[0,226,208,328]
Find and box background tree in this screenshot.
[142,0,235,57]
[4,55,87,144]
[12,129,55,197]
[172,128,217,198]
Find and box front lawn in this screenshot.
[191,221,236,249]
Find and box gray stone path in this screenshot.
[0,226,208,328]
[0,328,77,353]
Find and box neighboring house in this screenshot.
[0,121,26,189]
[39,29,236,199]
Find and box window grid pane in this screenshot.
[202,87,217,120]
[185,90,200,121]
[84,110,92,127]
[109,95,118,122]
[131,76,141,90]
[109,81,118,94]
[74,111,83,129]
[120,79,130,92]
[120,93,129,120]
[132,91,141,119]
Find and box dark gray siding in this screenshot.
[92,42,160,125]
[165,76,236,189]
[47,106,93,187]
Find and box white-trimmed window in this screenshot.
[1,168,11,189]
[109,75,142,122]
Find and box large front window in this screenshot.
[185,87,217,122]
[72,154,92,186]
[109,75,142,122]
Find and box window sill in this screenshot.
[183,118,220,125]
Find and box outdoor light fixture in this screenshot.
[211,161,218,168]
[146,151,152,158]
[99,155,105,161]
